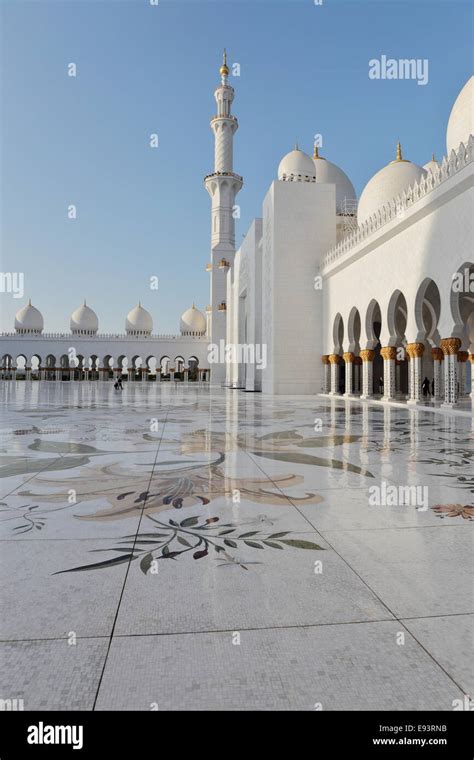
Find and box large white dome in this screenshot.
[313,148,357,213]
[125,303,153,335]
[180,305,206,336]
[357,143,427,225]
[14,300,44,334]
[446,76,474,156]
[70,301,98,334]
[278,147,316,182]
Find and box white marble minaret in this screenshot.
[204,50,243,384]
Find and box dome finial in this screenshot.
[294,140,299,151]
[390,141,409,164]
[83,298,86,306]
[220,48,229,77]
[28,298,31,306]
[432,152,436,162]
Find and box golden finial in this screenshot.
[28,298,31,306]
[390,141,408,164]
[432,152,436,162]
[294,141,299,151]
[313,143,326,161]
[192,302,195,309]
[220,48,229,77]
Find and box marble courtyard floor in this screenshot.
[0,382,472,711]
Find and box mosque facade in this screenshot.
[1,58,473,406]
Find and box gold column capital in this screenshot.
[470,354,474,364]
[431,347,444,362]
[360,349,375,362]
[343,352,355,363]
[380,346,397,361]
[440,337,461,356]
[328,354,341,365]
[321,355,330,365]
[458,351,469,362]
[354,356,363,366]
[406,342,425,359]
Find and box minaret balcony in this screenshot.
[218,302,227,312]
[205,305,212,313]
[205,263,212,272]
[218,259,230,269]
[204,171,243,182]
[210,115,237,124]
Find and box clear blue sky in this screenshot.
[1,0,472,334]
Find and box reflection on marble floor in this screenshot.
[0,382,472,710]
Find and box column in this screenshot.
[431,348,443,402]
[440,337,461,406]
[354,356,362,394]
[458,351,469,397]
[470,355,474,399]
[380,346,397,401]
[321,355,330,393]
[360,349,374,399]
[395,360,402,397]
[343,352,355,396]
[328,354,341,395]
[406,343,424,404]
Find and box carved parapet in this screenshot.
[431,347,444,362]
[440,337,461,356]
[343,352,355,363]
[360,349,375,363]
[380,346,397,361]
[328,354,341,365]
[406,342,425,359]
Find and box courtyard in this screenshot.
[0,382,472,710]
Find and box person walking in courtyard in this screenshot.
[117,377,123,390]
[421,377,431,398]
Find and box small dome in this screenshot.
[357,143,427,225]
[180,305,206,336]
[278,147,316,182]
[125,303,153,335]
[312,147,357,213]
[14,300,44,334]
[70,301,98,334]
[423,154,440,174]
[446,76,474,156]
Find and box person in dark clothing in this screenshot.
[431,378,435,396]
[378,376,384,395]
[117,377,123,390]
[421,377,431,397]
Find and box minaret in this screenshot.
[204,49,243,384]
